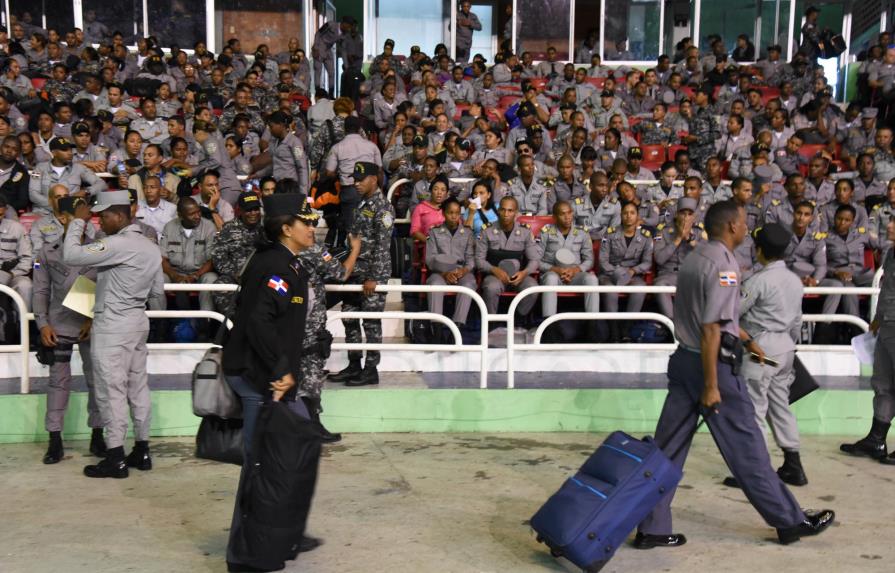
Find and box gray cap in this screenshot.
[91,190,131,213]
[429,253,461,273]
[753,164,775,186]
[791,261,815,278]
[661,90,675,104]
[862,108,878,119]
[498,259,521,276]
[676,197,698,213]
[554,248,577,267]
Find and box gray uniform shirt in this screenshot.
[62,219,166,334]
[538,224,594,273]
[28,162,108,215]
[739,260,803,355]
[425,224,476,271]
[674,240,742,348]
[30,214,97,254]
[33,238,98,336]
[0,218,32,275]
[325,133,382,186]
[474,221,541,275]
[160,218,217,274]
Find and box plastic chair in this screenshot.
[639,144,666,171]
[518,215,554,237]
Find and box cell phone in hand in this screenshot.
[749,352,780,367]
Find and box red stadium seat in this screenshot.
[31,77,46,91]
[667,144,687,162]
[498,94,520,108]
[720,161,731,180]
[639,144,666,171]
[797,144,826,161]
[757,86,780,106]
[627,117,642,130]
[518,215,554,237]
[585,77,605,89]
[529,77,548,91]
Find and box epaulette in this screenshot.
[771,199,781,206]
[641,228,652,238]
[521,223,531,228]
[574,197,584,205]
[609,196,618,203]
[481,222,490,230]
[873,203,882,211]
[606,226,615,235]
[814,231,827,240]
[809,200,816,206]
[700,230,708,240]
[508,178,516,185]
[656,223,666,230]
[858,226,866,234]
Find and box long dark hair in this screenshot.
[258,214,298,249]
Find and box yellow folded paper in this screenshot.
[62,275,96,318]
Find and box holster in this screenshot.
[307,330,334,359]
[718,331,743,375]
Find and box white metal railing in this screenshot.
[2,279,886,394]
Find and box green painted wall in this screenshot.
[0,388,873,444]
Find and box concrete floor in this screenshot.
[1,433,892,573]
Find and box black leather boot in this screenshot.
[328,360,362,383]
[777,509,835,544]
[346,363,379,386]
[89,428,107,457]
[43,431,64,464]
[302,397,341,443]
[126,440,152,471]
[84,446,129,478]
[840,418,889,459]
[777,450,808,486]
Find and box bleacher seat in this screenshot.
[498,95,520,109]
[518,215,553,237]
[31,77,46,91]
[585,77,605,89]
[640,144,666,171]
[798,144,827,161]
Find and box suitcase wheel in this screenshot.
[549,547,564,558]
[535,535,543,544]
[584,560,608,573]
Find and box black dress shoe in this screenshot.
[880,451,895,465]
[722,476,740,488]
[776,509,835,545]
[126,442,152,471]
[89,429,107,457]
[84,447,129,479]
[226,562,283,572]
[345,365,379,386]
[840,419,889,459]
[632,532,687,549]
[297,535,323,553]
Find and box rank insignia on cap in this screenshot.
[719,271,738,286]
[267,275,289,295]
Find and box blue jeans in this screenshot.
[225,374,309,461]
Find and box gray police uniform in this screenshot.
[0,218,33,309]
[475,221,541,315]
[825,227,874,316]
[784,228,841,315]
[598,226,654,312]
[160,217,218,312]
[507,178,549,215]
[29,214,97,254]
[538,223,598,316]
[740,260,804,452]
[28,163,108,215]
[270,131,310,192]
[638,240,807,537]
[818,201,868,234]
[870,202,895,250]
[33,238,101,433]
[653,223,705,318]
[573,195,621,241]
[425,223,477,325]
[63,218,166,450]
[343,189,394,367]
[325,133,382,244]
[870,248,895,422]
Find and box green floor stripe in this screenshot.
[0,389,875,443]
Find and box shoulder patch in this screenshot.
[381,212,394,229]
[11,172,22,182]
[267,275,289,295]
[641,228,652,238]
[86,241,106,252]
[606,226,615,235]
[656,223,665,230]
[771,199,780,206]
[814,232,827,240]
[205,140,217,155]
[719,271,738,286]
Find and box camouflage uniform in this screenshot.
[219,103,266,135]
[42,79,80,103]
[689,104,721,171]
[309,115,346,171]
[298,244,346,398]
[210,218,262,316]
[342,189,394,367]
[634,120,677,145]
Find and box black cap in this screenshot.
[96,109,113,122]
[410,45,421,54]
[344,116,363,132]
[185,82,202,93]
[412,134,428,148]
[237,191,262,210]
[290,53,303,63]
[267,110,292,125]
[72,121,90,135]
[262,193,317,221]
[627,146,643,159]
[750,142,770,156]
[516,102,535,118]
[353,161,380,180]
[600,89,614,97]
[456,138,472,151]
[49,137,74,151]
[384,38,395,48]
[57,196,86,215]
[755,223,792,254]
[559,102,577,111]
[526,124,544,137]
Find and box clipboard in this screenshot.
[62,275,96,318]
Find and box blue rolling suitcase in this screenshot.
[531,430,686,572]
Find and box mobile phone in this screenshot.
[749,352,780,367]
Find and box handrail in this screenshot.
[0,285,30,394]
[802,314,870,332]
[531,312,675,344]
[325,283,490,388]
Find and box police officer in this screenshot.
[126,189,160,244]
[684,84,721,171]
[634,200,834,550]
[724,224,808,488]
[841,217,895,464]
[34,196,104,464]
[324,116,382,248]
[0,195,32,309]
[130,97,169,144]
[824,204,874,318]
[425,197,477,342]
[784,200,842,317]
[599,201,654,341]
[507,155,550,215]
[654,197,706,319]
[62,191,166,479]
[267,111,310,192]
[573,172,621,240]
[160,197,218,316]
[211,192,264,316]
[329,162,393,386]
[30,184,97,253]
[818,179,868,233]
[538,200,598,322]
[29,137,108,215]
[870,179,895,250]
[475,195,541,317]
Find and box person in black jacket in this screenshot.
[0,135,29,213]
[222,193,316,453]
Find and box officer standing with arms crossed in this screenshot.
[329,163,393,386]
[34,196,105,464]
[841,217,895,464]
[722,223,809,488]
[62,190,166,479]
[633,201,834,549]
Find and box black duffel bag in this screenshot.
[195,416,244,465]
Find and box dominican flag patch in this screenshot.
[267,276,289,295]
[719,272,738,287]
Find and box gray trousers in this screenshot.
[638,349,806,535]
[824,271,874,316]
[654,273,677,318]
[45,335,102,432]
[818,278,843,315]
[314,56,335,93]
[540,271,599,316]
[482,274,537,315]
[741,349,800,451]
[872,323,895,423]
[427,272,477,325]
[0,271,32,311]
[91,329,151,449]
[598,274,646,313]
